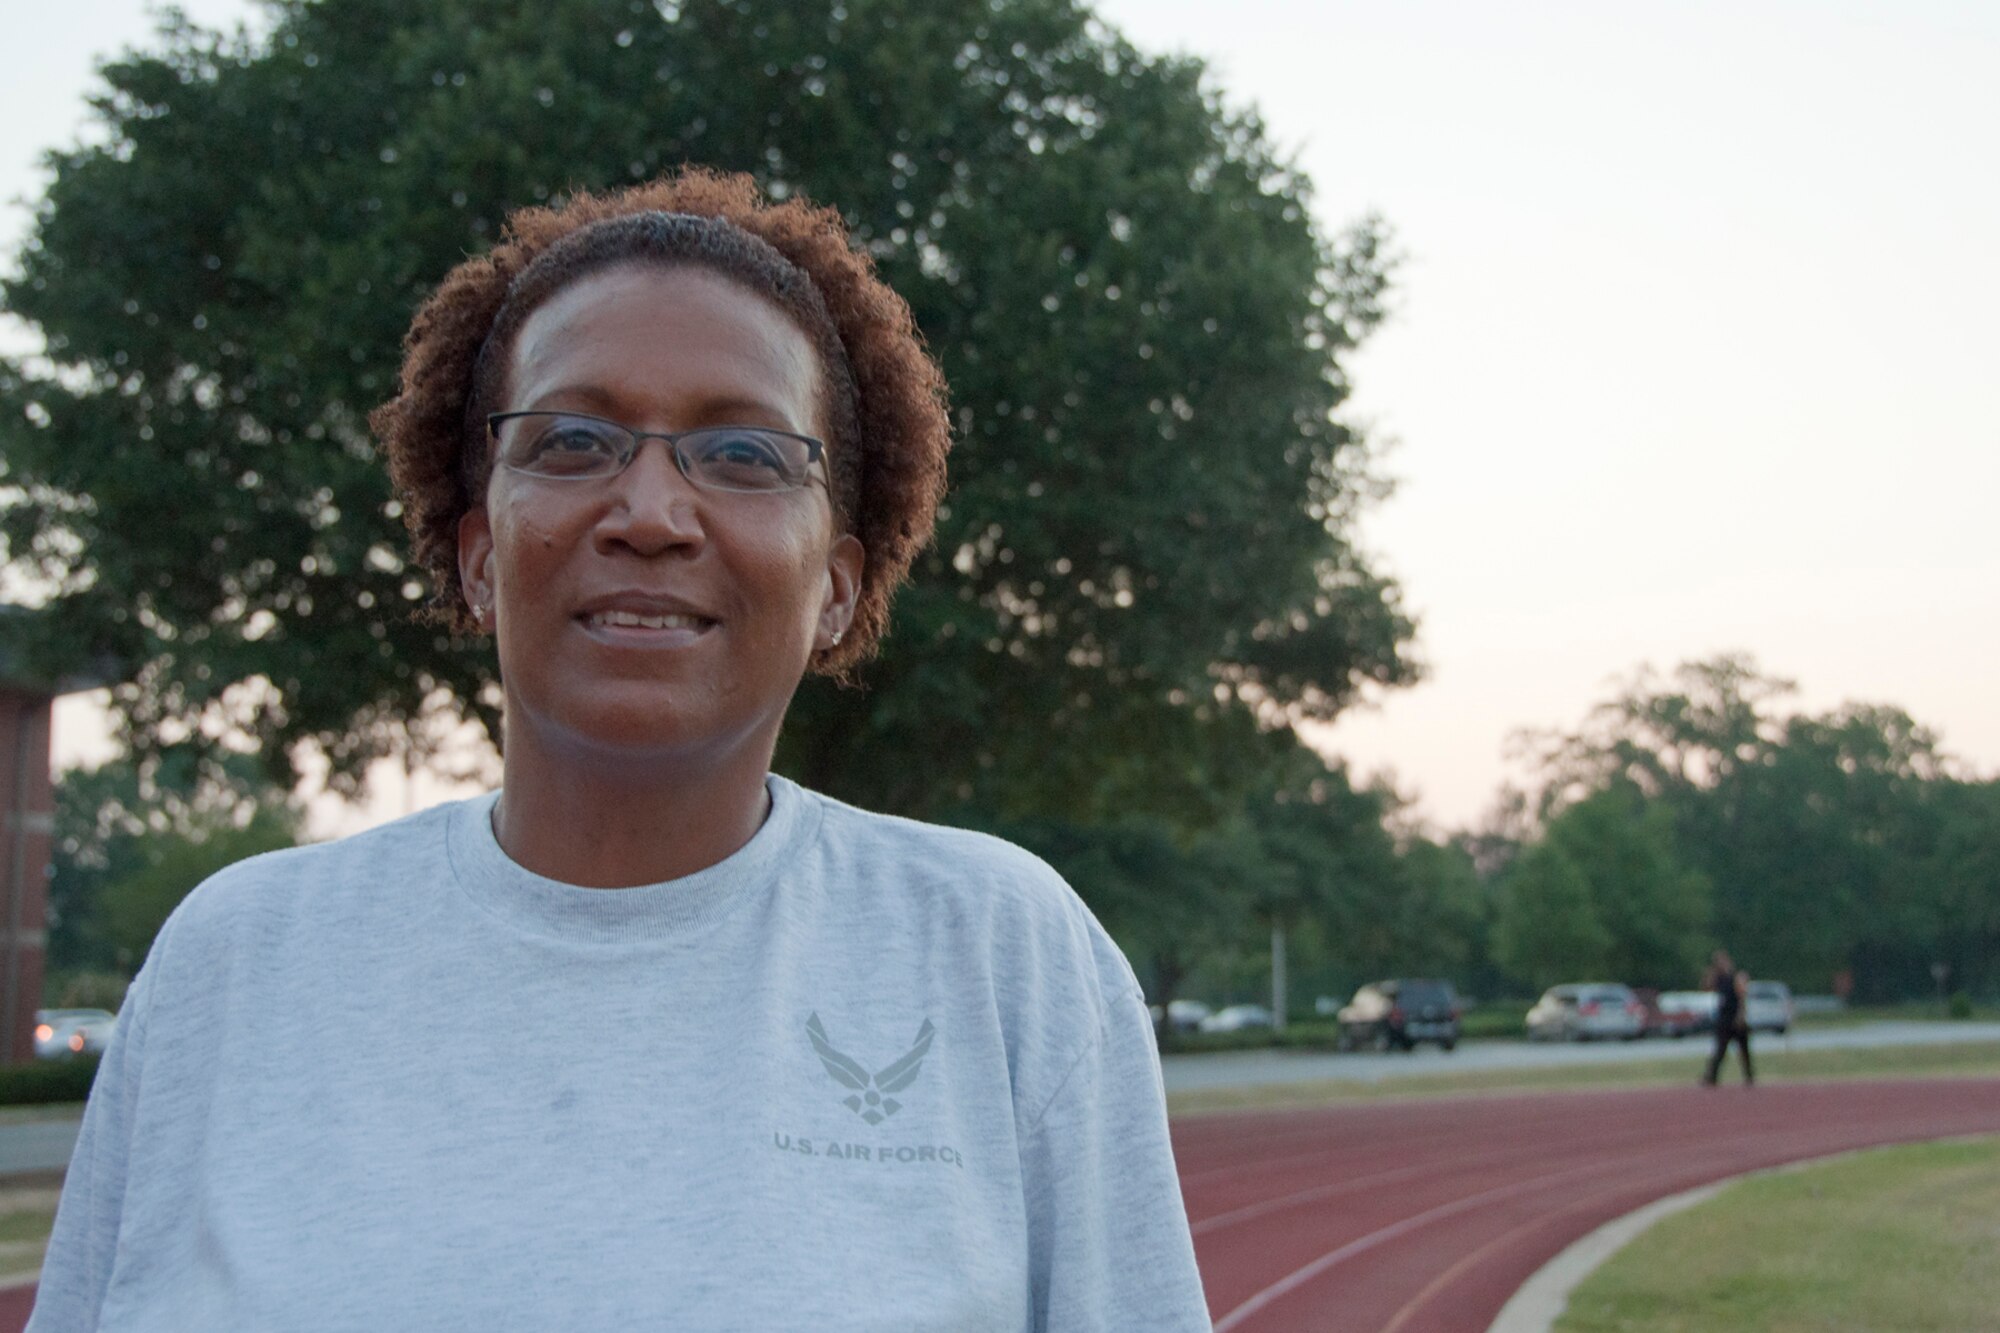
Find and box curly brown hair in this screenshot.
[369,169,950,674]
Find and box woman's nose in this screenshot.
[593,439,704,555]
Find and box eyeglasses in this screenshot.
[487,411,827,493]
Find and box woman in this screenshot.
[1700,948,1754,1087]
[31,172,1209,1330]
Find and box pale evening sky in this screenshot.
[8,1,1997,833]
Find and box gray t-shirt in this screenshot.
[29,776,1208,1331]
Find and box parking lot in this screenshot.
[1160,1020,2000,1093]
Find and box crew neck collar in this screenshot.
[445,774,818,944]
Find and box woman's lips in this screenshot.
[585,609,712,631]
[577,608,717,645]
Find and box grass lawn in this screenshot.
[1554,1135,2000,1332]
[0,1185,58,1281]
[1165,1038,2000,1117]
[0,1105,85,1126]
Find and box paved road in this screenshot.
[1173,1076,2000,1331]
[0,1119,80,1178]
[3,1023,1991,1174]
[1161,1020,2000,1093]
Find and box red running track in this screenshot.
[6,1078,1997,1332]
[1174,1077,2000,1332]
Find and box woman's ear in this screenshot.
[458,506,497,631]
[816,534,865,649]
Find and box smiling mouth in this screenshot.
[584,608,716,628]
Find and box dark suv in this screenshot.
[1336,979,1463,1052]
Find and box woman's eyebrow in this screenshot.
[517,382,622,413]
[520,384,793,424]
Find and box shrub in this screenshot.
[0,1056,101,1106]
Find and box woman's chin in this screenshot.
[513,692,785,774]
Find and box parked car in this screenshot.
[1524,984,1645,1042]
[1632,988,1666,1037]
[1198,1004,1274,1034]
[35,1008,117,1060]
[1653,990,1718,1038]
[1147,999,1213,1034]
[1336,979,1462,1052]
[1744,980,1793,1034]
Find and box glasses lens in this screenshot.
[501,414,628,478]
[680,427,813,492]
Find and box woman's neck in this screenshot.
[490,731,775,888]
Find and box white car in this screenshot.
[1525,984,1644,1042]
[1655,990,1719,1038]
[1146,999,1213,1034]
[1744,980,1793,1034]
[1198,1004,1274,1034]
[35,1008,118,1059]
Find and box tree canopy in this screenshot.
[1516,656,1993,999]
[49,751,300,972]
[0,0,1414,836]
[1490,786,1708,990]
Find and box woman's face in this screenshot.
[457,262,863,769]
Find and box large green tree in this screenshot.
[1,0,1413,835]
[1926,778,2000,999]
[1536,787,1710,988]
[1490,840,1608,992]
[49,750,300,971]
[1521,656,1975,997]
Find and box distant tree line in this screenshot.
[46,654,1996,1014]
[996,653,1997,1013]
[1495,656,2000,1003]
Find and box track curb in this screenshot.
[1484,1179,1724,1332]
[1484,1131,2000,1333]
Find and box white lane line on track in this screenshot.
[1379,1162,1705,1333]
[1211,1160,1610,1332]
[1191,1125,1628,1238]
[1373,1124,1876,1333]
[1177,1109,1587,1191]
[1190,1138,1567,1236]
[1191,1161,1438,1236]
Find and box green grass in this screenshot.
[0,1202,55,1246]
[0,1187,58,1281]
[0,1103,87,1125]
[1166,1038,2000,1117]
[1555,1135,2000,1332]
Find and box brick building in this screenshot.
[0,609,114,1064]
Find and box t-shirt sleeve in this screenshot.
[27,956,157,1333]
[1017,939,1209,1332]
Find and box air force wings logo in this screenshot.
[806,1013,935,1125]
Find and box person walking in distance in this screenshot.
[1701,949,1754,1086]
